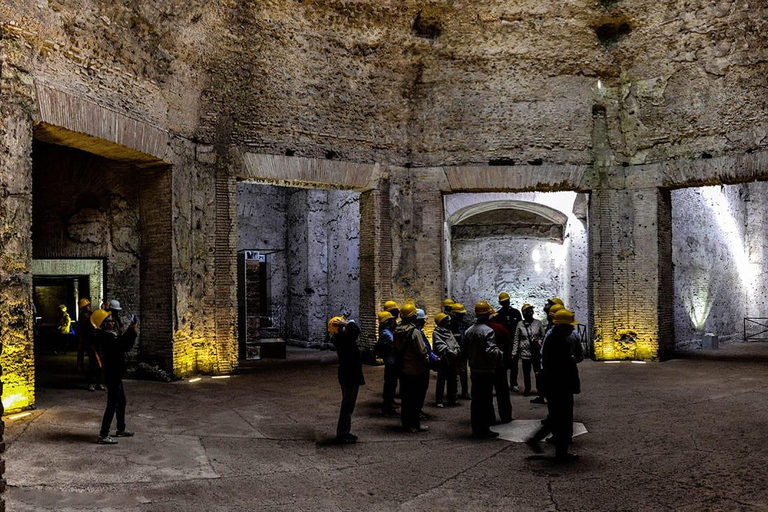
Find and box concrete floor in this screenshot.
[6,344,768,511]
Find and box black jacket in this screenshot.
[95,327,137,384]
[332,322,365,387]
[495,306,522,342]
[541,326,580,395]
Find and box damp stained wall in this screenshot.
[32,142,141,324]
[672,182,768,348]
[446,192,589,329]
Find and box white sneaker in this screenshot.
[97,436,118,445]
[512,386,520,392]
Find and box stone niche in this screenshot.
[672,181,768,350]
[32,141,142,356]
[445,192,589,330]
[237,182,360,348]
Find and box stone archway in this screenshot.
[444,192,589,331]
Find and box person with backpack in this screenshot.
[393,304,430,433]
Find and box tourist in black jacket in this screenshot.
[330,316,364,443]
[526,309,581,461]
[92,309,138,445]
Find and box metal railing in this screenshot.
[744,318,768,342]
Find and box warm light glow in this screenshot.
[597,79,603,90]
[212,375,231,379]
[2,392,31,412]
[604,361,622,364]
[6,412,32,421]
[189,378,202,383]
[631,361,647,364]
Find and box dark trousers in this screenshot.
[521,358,541,394]
[530,391,574,457]
[401,372,429,429]
[470,372,495,435]
[337,385,359,437]
[86,348,102,386]
[100,380,126,437]
[509,355,519,388]
[436,362,458,405]
[493,367,513,423]
[382,364,398,413]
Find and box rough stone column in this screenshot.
[286,189,329,345]
[389,168,445,338]
[0,30,38,510]
[589,187,674,360]
[359,178,393,356]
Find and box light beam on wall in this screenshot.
[701,186,760,286]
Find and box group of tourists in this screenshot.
[77,298,139,445]
[327,293,583,461]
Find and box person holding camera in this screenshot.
[92,309,138,445]
[329,316,364,444]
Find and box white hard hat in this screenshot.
[109,300,122,311]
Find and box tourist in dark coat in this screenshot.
[464,301,504,438]
[393,304,430,433]
[375,311,399,416]
[496,292,522,391]
[92,309,137,445]
[330,316,364,443]
[526,309,581,461]
[487,318,513,424]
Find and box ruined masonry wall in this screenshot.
[672,182,768,348]
[238,185,360,348]
[32,143,141,324]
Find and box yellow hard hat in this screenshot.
[328,316,347,336]
[434,313,450,326]
[553,309,578,326]
[400,303,418,319]
[383,301,400,312]
[378,311,394,324]
[58,304,67,312]
[548,304,565,317]
[442,298,455,307]
[78,298,91,308]
[498,292,510,302]
[551,297,565,306]
[475,300,496,316]
[522,303,534,312]
[90,309,111,329]
[451,303,467,314]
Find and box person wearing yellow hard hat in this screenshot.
[464,301,504,439]
[56,304,72,355]
[442,298,455,314]
[448,302,471,399]
[495,291,523,392]
[328,315,364,444]
[432,312,460,407]
[393,303,430,433]
[383,301,400,321]
[375,311,399,417]
[94,308,138,445]
[526,308,581,462]
[547,303,565,333]
[76,298,104,392]
[513,303,547,404]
